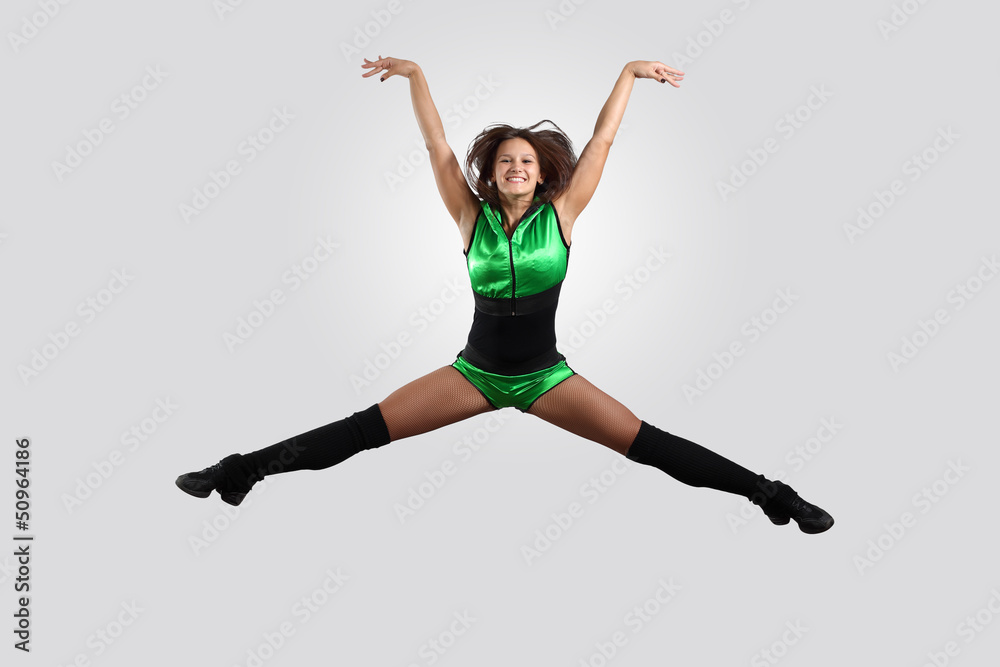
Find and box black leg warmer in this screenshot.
[625,420,766,500]
[219,404,392,493]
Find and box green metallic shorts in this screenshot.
[452,353,575,412]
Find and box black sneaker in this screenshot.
[751,477,834,534]
[761,506,792,526]
[175,461,247,506]
[781,489,834,534]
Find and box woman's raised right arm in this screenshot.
[362,57,479,237]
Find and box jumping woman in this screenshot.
[176,56,834,534]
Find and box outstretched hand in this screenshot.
[629,61,684,87]
[361,55,418,81]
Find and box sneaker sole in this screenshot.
[220,492,247,506]
[175,476,211,498]
[175,475,246,506]
[796,516,835,534]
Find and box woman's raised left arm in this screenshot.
[556,61,684,229]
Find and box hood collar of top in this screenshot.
[482,196,544,234]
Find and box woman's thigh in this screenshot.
[378,365,496,441]
[527,374,641,455]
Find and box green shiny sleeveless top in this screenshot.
[465,196,569,301]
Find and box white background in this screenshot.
[3,0,999,665]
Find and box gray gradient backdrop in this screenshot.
[3,0,999,665]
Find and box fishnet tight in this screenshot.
[227,366,764,502]
[211,366,492,491]
[378,367,641,454]
[527,374,642,455]
[527,374,765,498]
[378,367,642,456]
[378,366,497,441]
[379,367,765,504]
[211,363,804,519]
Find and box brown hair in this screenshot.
[465,120,577,213]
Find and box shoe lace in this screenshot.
[787,495,811,513]
[200,461,227,489]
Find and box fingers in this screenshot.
[360,55,390,79]
[658,70,684,87]
[360,56,382,77]
[361,57,380,77]
[653,62,684,87]
[632,60,685,86]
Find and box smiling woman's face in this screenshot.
[493,137,543,198]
